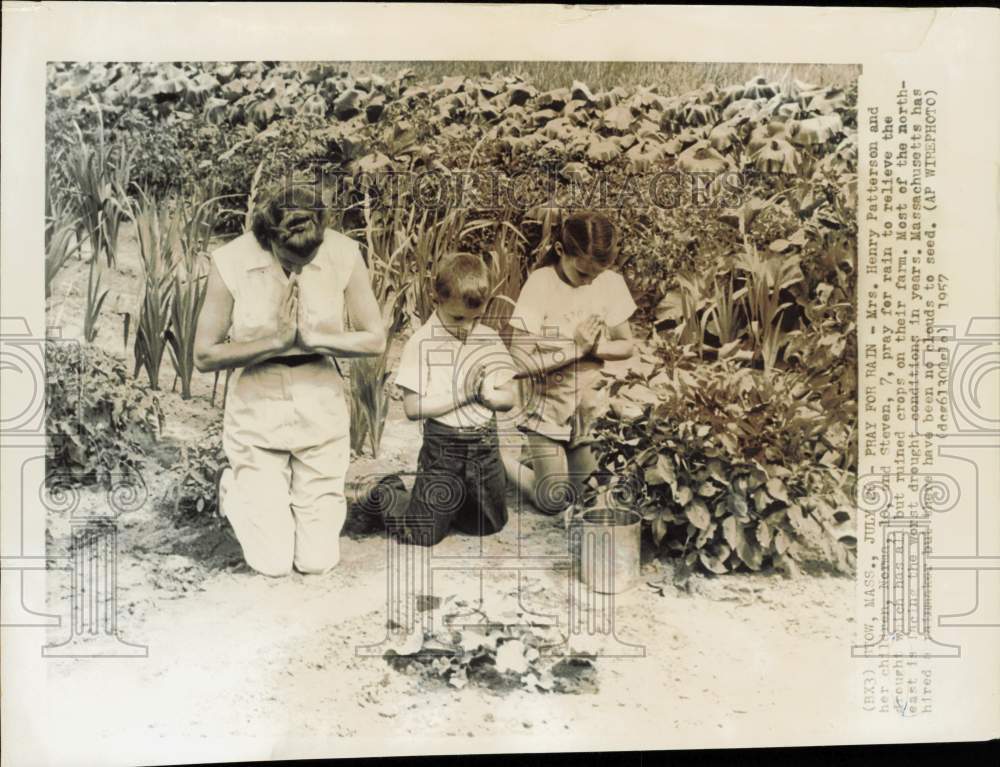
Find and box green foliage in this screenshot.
[47,62,859,260]
[45,158,83,300]
[348,194,413,456]
[348,284,406,459]
[125,113,189,196]
[46,342,164,487]
[83,256,109,343]
[166,193,220,399]
[46,217,81,300]
[165,267,207,400]
[164,419,228,520]
[61,108,133,268]
[384,596,596,693]
[348,351,396,458]
[128,190,179,390]
[734,244,802,372]
[47,62,859,121]
[592,340,856,576]
[46,64,859,339]
[201,115,339,234]
[484,213,530,304]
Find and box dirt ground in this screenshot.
[40,230,857,761]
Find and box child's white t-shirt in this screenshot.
[394,310,516,429]
[511,266,637,340]
[510,266,637,440]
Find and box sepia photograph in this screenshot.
[38,53,861,739]
[2,4,997,765]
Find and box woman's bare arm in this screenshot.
[193,261,294,373]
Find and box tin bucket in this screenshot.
[572,507,642,594]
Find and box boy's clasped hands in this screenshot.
[461,365,508,412]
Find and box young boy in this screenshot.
[391,253,516,546]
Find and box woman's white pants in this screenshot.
[220,358,350,576]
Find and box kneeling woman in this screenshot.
[194,186,385,576]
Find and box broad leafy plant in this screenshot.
[46,342,164,487]
[592,339,856,577]
[164,419,228,520]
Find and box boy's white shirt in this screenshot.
[394,310,516,428]
[512,266,637,341]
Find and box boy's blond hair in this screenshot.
[433,253,490,309]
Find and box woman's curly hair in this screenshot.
[251,184,330,251]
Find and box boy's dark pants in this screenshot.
[392,419,508,546]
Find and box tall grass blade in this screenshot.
[129,188,178,389]
[83,256,109,343]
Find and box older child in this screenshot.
[392,253,516,545]
[504,211,637,515]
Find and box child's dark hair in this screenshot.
[433,253,491,310]
[536,211,618,270]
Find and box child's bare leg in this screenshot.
[511,432,573,515]
[566,443,599,504]
[502,451,534,500]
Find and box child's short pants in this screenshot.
[392,418,508,546]
[517,362,607,450]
